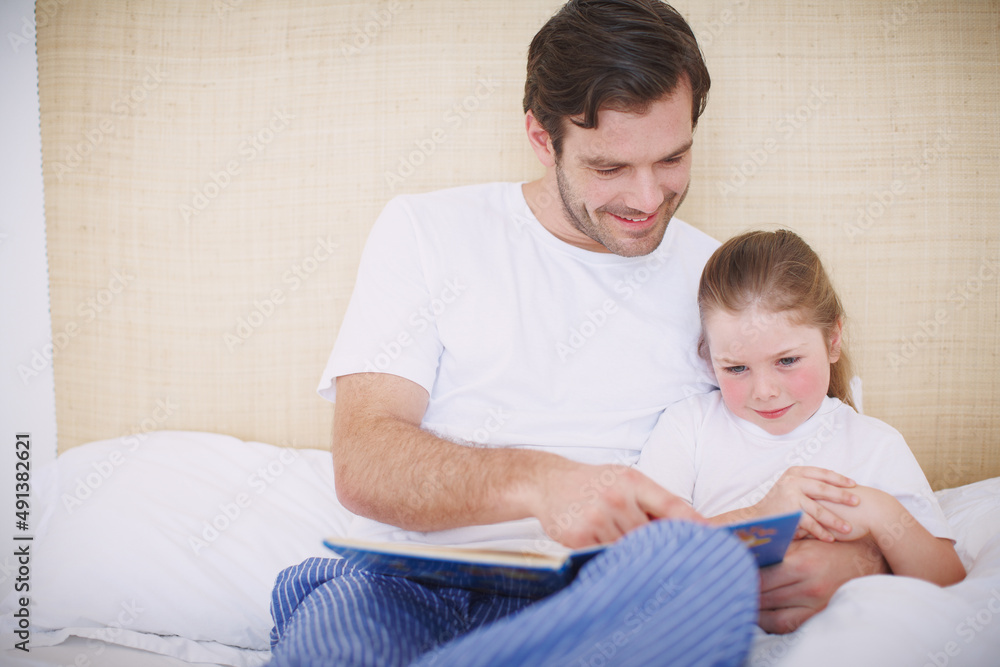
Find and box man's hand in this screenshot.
[758,537,888,634]
[526,461,703,548]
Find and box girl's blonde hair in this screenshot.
[697,229,855,409]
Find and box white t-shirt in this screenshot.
[318,182,720,548]
[637,392,954,540]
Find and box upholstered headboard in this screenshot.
[37,1,999,487]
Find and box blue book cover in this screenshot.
[724,510,802,567]
[324,511,801,597]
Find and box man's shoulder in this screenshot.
[373,182,523,241]
[389,182,520,214]
[650,219,720,284]
[662,218,720,255]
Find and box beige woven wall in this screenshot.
[38,1,999,487]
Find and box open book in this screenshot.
[324,511,801,597]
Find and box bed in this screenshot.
[4,0,999,665]
[1,432,999,666]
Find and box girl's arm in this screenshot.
[818,486,966,586]
[708,466,860,542]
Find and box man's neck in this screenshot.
[521,177,608,253]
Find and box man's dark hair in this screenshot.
[523,0,710,155]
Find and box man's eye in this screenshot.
[596,167,622,176]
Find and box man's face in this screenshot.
[553,84,694,257]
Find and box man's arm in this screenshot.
[332,372,702,548]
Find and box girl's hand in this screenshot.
[755,466,860,542]
[814,487,892,542]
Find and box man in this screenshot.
[268,1,885,664]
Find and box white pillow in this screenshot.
[0,431,354,665]
[934,476,1000,566]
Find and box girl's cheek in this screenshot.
[716,375,745,409]
[786,366,825,396]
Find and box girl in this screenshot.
[638,229,965,587]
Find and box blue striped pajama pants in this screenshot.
[267,520,758,666]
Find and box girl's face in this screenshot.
[703,307,841,436]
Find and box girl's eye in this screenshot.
[725,365,747,375]
[778,357,799,367]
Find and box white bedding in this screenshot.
[2,636,235,667]
[750,476,1000,666]
[2,431,998,666]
